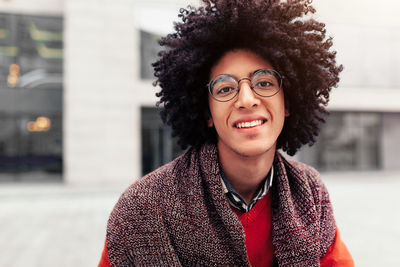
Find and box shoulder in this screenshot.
[275,152,331,205]
[116,149,192,209]
[105,150,192,263]
[108,147,201,224]
[276,153,324,188]
[288,159,323,185]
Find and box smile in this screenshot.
[235,120,265,129]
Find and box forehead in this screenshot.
[210,49,273,80]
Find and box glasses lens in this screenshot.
[210,75,238,101]
[251,69,281,97]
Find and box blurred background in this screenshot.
[0,0,399,266]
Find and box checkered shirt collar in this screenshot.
[220,165,274,213]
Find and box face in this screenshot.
[208,49,288,158]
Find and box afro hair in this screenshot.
[153,0,343,156]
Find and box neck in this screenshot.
[218,142,275,204]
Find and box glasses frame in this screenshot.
[208,68,283,102]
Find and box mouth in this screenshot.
[234,120,266,129]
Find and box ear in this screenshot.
[284,97,290,117]
[208,117,214,127]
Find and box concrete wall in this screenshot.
[313,0,400,112]
[64,0,138,185]
[0,0,63,15]
[64,0,195,185]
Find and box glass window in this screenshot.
[0,13,63,182]
[298,112,382,171]
[141,107,184,175]
[140,30,161,80]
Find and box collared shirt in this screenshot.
[220,166,274,213]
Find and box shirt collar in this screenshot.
[220,165,274,213]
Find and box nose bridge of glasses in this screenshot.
[237,77,252,87]
[237,77,255,94]
[237,77,253,91]
[236,77,259,104]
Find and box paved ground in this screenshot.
[323,171,400,267]
[0,183,122,267]
[0,171,399,267]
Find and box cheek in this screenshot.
[208,99,218,128]
[265,93,286,124]
[208,100,230,128]
[276,92,286,115]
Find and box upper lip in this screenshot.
[232,116,267,127]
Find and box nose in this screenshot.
[234,79,260,109]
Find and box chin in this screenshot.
[232,141,276,158]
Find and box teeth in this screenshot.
[235,120,264,128]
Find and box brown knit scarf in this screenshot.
[106,143,336,266]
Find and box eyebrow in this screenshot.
[210,67,276,82]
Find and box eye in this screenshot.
[256,81,273,88]
[217,86,235,95]
[252,74,278,90]
[210,74,237,97]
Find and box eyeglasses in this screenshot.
[208,69,282,102]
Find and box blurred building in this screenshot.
[0,0,399,185]
[0,2,63,182]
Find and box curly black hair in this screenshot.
[153,0,343,156]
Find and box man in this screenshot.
[99,0,354,266]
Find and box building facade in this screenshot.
[0,0,399,185]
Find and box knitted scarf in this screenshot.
[106,143,336,266]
